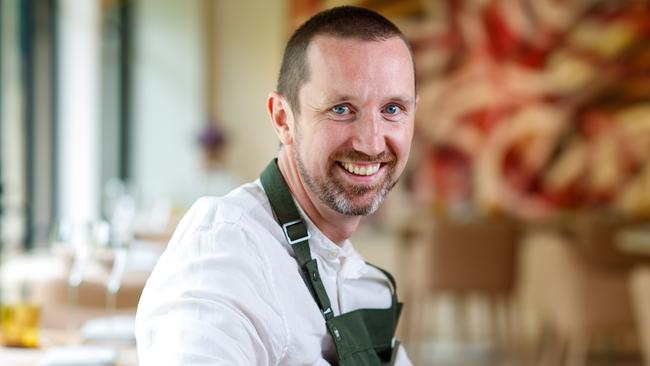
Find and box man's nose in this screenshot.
[352,114,386,157]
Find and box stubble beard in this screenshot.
[294,146,398,216]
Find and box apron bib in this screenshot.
[260,159,403,365]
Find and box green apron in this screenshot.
[260,159,403,366]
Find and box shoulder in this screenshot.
[136,182,291,365]
[167,181,278,252]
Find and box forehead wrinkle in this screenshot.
[309,71,409,107]
[303,36,415,108]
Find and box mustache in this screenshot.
[333,150,396,164]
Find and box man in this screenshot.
[136,6,417,365]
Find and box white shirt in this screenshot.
[135,180,412,365]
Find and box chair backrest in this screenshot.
[568,214,650,268]
[427,216,520,295]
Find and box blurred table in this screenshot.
[617,226,650,255]
[0,328,137,366]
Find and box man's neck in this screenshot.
[276,149,360,245]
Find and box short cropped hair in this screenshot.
[277,6,413,114]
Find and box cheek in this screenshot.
[314,125,349,154]
[297,126,339,167]
[387,126,414,167]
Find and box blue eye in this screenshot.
[331,105,350,115]
[384,104,401,115]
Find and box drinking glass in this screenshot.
[105,194,136,314]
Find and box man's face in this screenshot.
[291,35,416,216]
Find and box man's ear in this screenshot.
[266,92,295,145]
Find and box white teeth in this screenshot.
[341,162,380,176]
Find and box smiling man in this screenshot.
[136,6,416,366]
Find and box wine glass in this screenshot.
[65,221,96,332]
[105,194,136,315]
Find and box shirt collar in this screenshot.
[255,179,368,278]
[294,200,368,279]
[294,202,344,260]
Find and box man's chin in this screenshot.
[331,191,385,216]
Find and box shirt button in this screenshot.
[328,251,337,259]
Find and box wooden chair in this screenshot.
[523,215,645,366]
[630,266,650,366]
[406,215,520,363]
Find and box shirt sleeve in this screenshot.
[135,221,287,366]
[394,344,413,366]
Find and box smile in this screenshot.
[339,161,381,176]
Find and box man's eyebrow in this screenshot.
[319,95,354,105]
[319,95,415,106]
[387,96,415,106]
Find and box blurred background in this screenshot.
[2,0,650,365]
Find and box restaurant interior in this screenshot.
[2,0,650,365]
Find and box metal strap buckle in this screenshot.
[282,219,311,245]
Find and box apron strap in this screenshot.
[366,262,397,294]
[260,159,312,266]
[260,159,334,320]
[366,262,401,307]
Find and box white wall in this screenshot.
[131,0,286,209]
[57,0,101,222]
[214,0,286,181]
[1,0,27,248]
[131,0,205,209]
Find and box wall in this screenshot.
[214,0,286,181]
[0,0,26,248]
[57,0,101,224]
[131,0,286,209]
